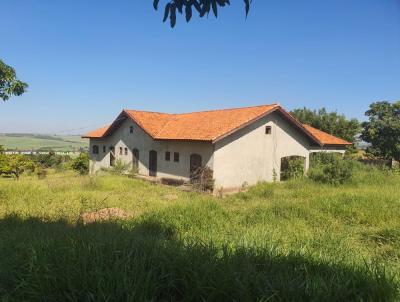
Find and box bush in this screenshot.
[308,153,353,185]
[36,167,48,179]
[111,160,130,175]
[71,153,89,175]
[29,152,72,170]
[280,156,305,180]
[191,166,215,192]
[0,154,36,180]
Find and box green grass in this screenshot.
[0,133,87,151]
[0,168,399,301]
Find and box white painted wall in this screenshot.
[89,119,214,181]
[212,111,314,190]
[309,146,347,154]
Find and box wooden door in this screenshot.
[149,150,157,177]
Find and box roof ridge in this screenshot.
[123,109,175,116]
[124,103,279,116]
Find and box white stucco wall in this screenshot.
[309,146,347,154]
[88,119,214,181]
[212,111,314,190]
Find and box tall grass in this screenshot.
[0,167,399,301]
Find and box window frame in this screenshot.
[165,151,171,161]
[129,126,134,134]
[265,126,272,135]
[173,152,179,163]
[92,145,99,154]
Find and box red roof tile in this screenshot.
[82,104,351,146]
[302,124,352,145]
[82,125,111,138]
[126,104,279,141]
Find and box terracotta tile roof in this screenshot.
[126,104,279,141]
[302,124,352,145]
[82,125,111,138]
[82,104,351,146]
[124,110,174,137]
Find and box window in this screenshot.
[265,126,272,134]
[130,126,134,134]
[174,152,179,162]
[119,147,123,155]
[165,151,170,161]
[124,147,128,155]
[103,146,106,153]
[92,145,99,154]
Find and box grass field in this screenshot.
[0,133,87,151]
[0,168,399,301]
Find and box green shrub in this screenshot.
[308,153,353,185]
[280,156,305,181]
[36,167,47,179]
[111,159,130,175]
[191,166,215,192]
[71,153,89,175]
[0,154,36,180]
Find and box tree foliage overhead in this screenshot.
[153,0,252,28]
[0,59,28,101]
[291,107,360,143]
[361,101,400,161]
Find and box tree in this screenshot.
[291,107,360,143]
[0,145,4,154]
[361,101,400,161]
[0,59,28,101]
[153,0,252,28]
[0,154,36,180]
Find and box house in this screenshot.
[83,104,351,192]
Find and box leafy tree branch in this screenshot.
[0,59,28,101]
[153,0,252,28]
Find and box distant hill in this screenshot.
[0,133,88,152]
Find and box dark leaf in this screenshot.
[170,4,177,27]
[244,0,250,16]
[193,0,202,13]
[163,3,171,22]
[153,0,160,10]
[176,1,183,14]
[186,4,193,22]
[212,0,218,17]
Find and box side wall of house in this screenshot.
[212,111,312,191]
[88,119,214,180]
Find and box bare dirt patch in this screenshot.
[80,208,131,224]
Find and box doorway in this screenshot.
[132,148,139,171]
[190,153,202,183]
[280,156,306,181]
[109,147,115,167]
[149,150,157,177]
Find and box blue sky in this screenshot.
[1,0,399,134]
